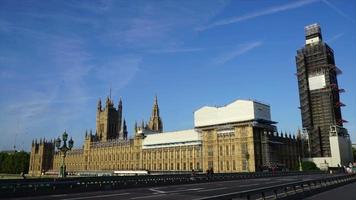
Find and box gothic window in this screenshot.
[208,161,213,169]
[207,145,213,156]
[100,124,104,134]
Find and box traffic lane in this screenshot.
[304,181,356,200]
[123,174,338,200]
[10,173,338,200]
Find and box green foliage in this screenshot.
[0,151,30,174]
[301,161,320,171]
[352,147,356,162]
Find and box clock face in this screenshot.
[308,74,326,91]
[306,36,320,45]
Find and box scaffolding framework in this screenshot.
[296,25,345,157]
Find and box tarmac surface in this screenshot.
[305,181,356,200]
[10,174,348,200]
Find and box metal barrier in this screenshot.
[0,171,324,198]
[194,173,356,200]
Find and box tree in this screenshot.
[301,161,319,171]
[352,147,356,162]
[0,151,30,174]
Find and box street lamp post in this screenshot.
[55,130,74,178]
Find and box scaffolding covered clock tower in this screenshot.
[296,24,351,161]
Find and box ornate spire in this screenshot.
[97,98,102,111]
[117,97,123,135]
[122,119,128,140]
[106,96,110,107]
[147,95,163,132]
[134,121,138,133]
[118,97,122,108]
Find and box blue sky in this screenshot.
[0,0,355,151]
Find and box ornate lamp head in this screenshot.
[62,130,68,141]
[68,137,74,149]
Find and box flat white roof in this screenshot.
[194,99,271,127]
[142,129,201,149]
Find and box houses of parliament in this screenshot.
[28,24,354,176]
[29,95,302,176]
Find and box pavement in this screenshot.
[8,174,346,200]
[305,181,356,200]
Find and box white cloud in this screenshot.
[197,0,319,31]
[213,41,262,65]
[321,0,355,24]
[148,47,204,54]
[93,55,142,95]
[326,32,345,43]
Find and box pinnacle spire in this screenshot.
[97,98,102,110]
[147,95,163,132]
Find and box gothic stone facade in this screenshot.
[29,98,301,176]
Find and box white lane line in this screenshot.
[171,187,204,193]
[130,194,166,199]
[237,183,260,187]
[148,187,204,194]
[149,188,166,194]
[62,192,130,200]
[196,187,228,192]
[50,194,68,197]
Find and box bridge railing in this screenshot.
[0,171,324,198]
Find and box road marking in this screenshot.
[50,194,68,197]
[149,188,166,194]
[237,183,260,187]
[196,187,228,192]
[131,194,166,199]
[149,187,204,194]
[171,187,204,193]
[62,193,130,200]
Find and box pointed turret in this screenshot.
[117,97,123,135]
[297,128,302,140]
[147,95,163,132]
[97,98,102,111]
[105,96,110,108]
[122,119,128,140]
[134,121,138,133]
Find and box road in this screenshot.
[305,181,356,200]
[10,174,341,200]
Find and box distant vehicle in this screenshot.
[113,170,149,176]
